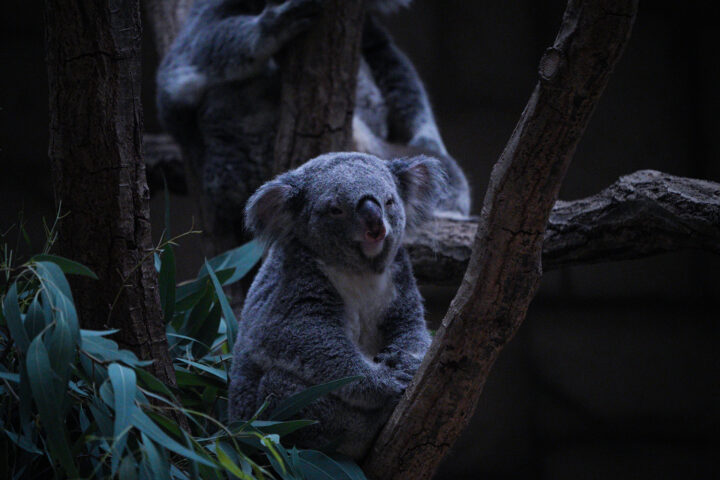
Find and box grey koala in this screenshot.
[156,0,469,253]
[228,152,444,459]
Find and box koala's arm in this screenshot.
[377,249,432,371]
[250,308,407,410]
[157,0,320,109]
[361,16,447,156]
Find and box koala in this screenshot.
[156,0,470,254]
[228,152,444,459]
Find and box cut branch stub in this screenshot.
[272,0,366,173]
[362,1,639,479]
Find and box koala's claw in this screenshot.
[373,350,403,368]
[393,370,414,385]
[265,0,323,33]
[375,347,421,374]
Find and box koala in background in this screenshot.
[157,0,470,253]
[228,152,445,459]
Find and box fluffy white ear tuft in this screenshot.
[388,155,448,233]
[244,180,295,246]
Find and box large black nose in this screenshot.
[357,197,386,241]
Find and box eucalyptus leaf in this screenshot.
[296,450,354,480]
[109,364,137,474]
[270,376,362,421]
[118,454,139,480]
[216,440,253,479]
[176,357,228,382]
[130,407,214,467]
[175,268,235,310]
[250,419,317,437]
[81,334,152,367]
[31,254,98,279]
[3,428,42,455]
[192,302,222,358]
[141,433,171,480]
[25,336,77,476]
[33,261,80,347]
[0,371,20,383]
[197,240,263,286]
[205,261,238,351]
[159,245,177,324]
[3,283,29,353]
[47,313,75,397]
[299,451,368,480]
[23,295,46,341]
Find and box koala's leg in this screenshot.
[228,356,265,421]
[248,312,409,411]
[253,366,391,459]
[361,16,447,156]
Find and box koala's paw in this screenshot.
[264,0,323,38]
[375,367,408,400]
[375,347,422,376]
[373,349,402,368]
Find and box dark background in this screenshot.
[1,1,718,478]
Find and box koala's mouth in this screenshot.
[360,237,385,258]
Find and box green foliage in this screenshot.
[0,216,366,479]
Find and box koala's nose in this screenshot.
[357,198,386,241]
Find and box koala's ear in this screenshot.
[388,155,448,232]
[245,179,297,246]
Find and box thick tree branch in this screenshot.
[409,171,720,285]
[144,138,718,285]
[362,1,639,478]
[272,1,366,173]
[143,0,193,56]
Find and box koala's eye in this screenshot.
[329,206,344,217]
[385,197,394,207]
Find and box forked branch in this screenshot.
[362,1,639,478]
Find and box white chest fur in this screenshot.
[320,264,395,358]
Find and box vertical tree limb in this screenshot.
[272,0,366,173]
[45,0,176,385]
[143,0,194,56]
[362,1,639,478]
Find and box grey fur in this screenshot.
[156,0,470,249]
[229,152,442,458]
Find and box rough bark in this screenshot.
[272,0,366,173]
[143,0,194,56]
[408,171,720,285]
[362,1,639,478]
[45,0,176,385]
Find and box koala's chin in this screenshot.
[350,239,395,274]
[360,237,385,258]
[359,222,392,259]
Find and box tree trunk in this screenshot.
[272,0,366,173]
[45,0,176,386]
[362,1,639,478]
[143,0,194,56]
